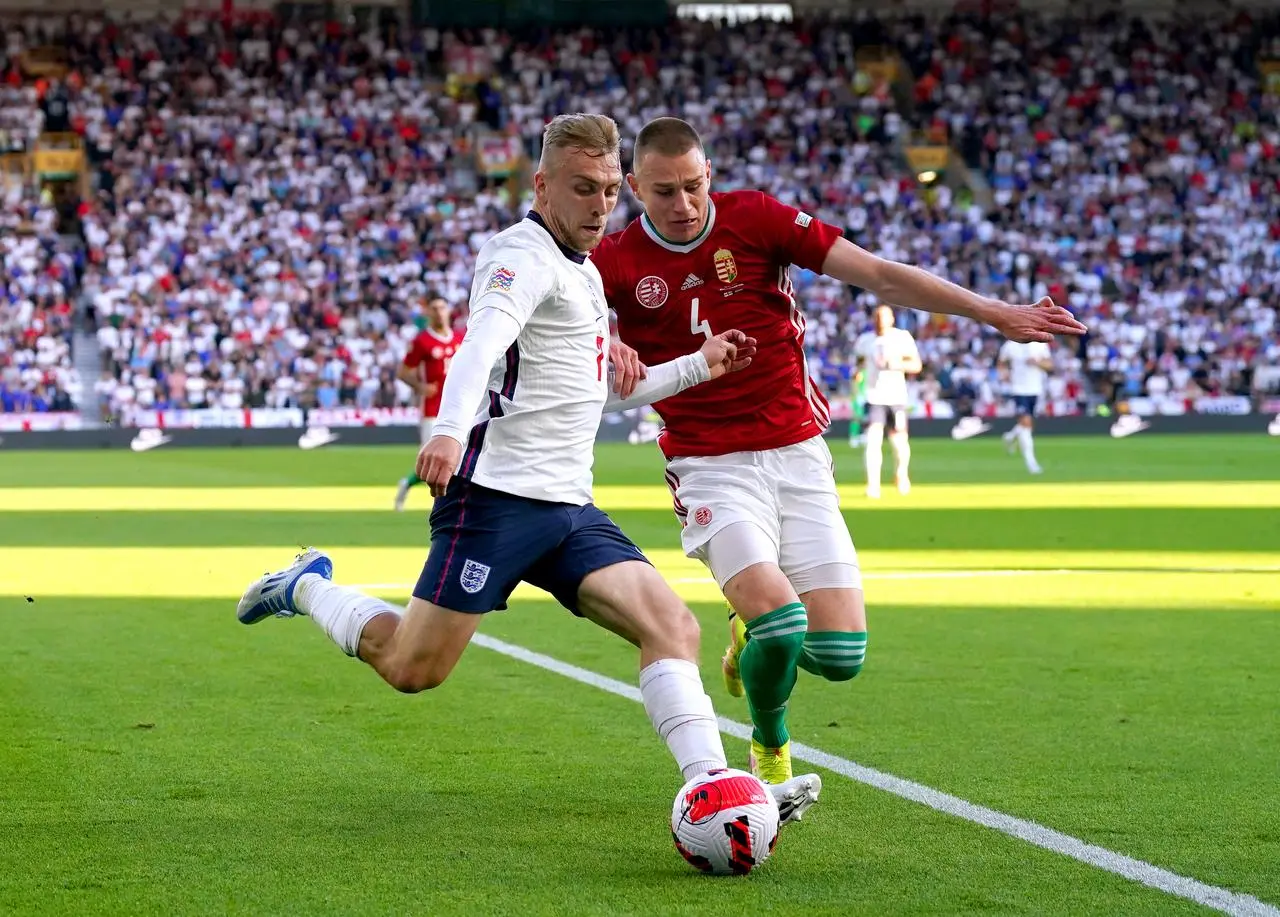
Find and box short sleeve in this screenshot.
[469,238,555,328]
[753,192,843,274]
[401,336,425,368]
[998,340,1014,362]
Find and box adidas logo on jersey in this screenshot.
[680,273,704,290]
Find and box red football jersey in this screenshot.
[593,190,842,458]
[403,328,465,418]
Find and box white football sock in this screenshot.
[864,423,884,487]
[295,574,401,657]
[1017,426,1040,471]
[640,658,728,782]
[891,432,911,480]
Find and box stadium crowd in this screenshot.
[0,9,1276,421]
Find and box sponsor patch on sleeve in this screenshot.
[484,265,516,293]
[794,212,813,228]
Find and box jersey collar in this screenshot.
[423,326,454,344]
[524,210,587,264]
[640,199,716,253]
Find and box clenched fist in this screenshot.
[701,329,758,380]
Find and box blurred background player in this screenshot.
[596,117,1085,792]
[847,367,868,449]
[394,295,465,511]
[854,305,922,498]
[998,339,1053,475]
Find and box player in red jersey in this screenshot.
[593,117,1087,787]
[394,294,465,511]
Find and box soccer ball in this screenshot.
[670,768,780,875]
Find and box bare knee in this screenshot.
[385,662,449,694]
[723,562,800,619]
[635,592,701,660]
[666,605,701,655]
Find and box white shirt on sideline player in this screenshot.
[431,215,713,506]
[853,326,920,406]
[999,340,1052,398]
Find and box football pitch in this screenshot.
[2,433,1277,916]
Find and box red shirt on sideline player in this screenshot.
[398,296,465,422]
[394,294,464,512]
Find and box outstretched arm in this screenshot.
[821,238,1087,343]
[604,330,757,413]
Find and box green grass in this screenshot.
[1,433,1276,488]
[2,435,1278,916]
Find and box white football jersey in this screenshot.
[452,216,611,505]
[1000,340,1052,397]
[854,327,919,406]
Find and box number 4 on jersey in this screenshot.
[690,297,712,340]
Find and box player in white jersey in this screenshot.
[998,339,1052,474]
[853,305,922,497]
[233,113,821,825]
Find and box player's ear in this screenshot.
[625,173,640,200]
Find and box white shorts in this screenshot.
[419,417,435,446]
[665,435,861,593]
[867,404,908,431]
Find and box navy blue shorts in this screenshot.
[1012,395,1039,417]
[414,479,650,614]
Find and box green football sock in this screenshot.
[404,471,423,487]
[798,631,867,681]
[739,602,808,748]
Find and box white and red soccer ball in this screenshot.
[671,768,780,875]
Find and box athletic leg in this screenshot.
[1014,398,1042,474]
[774,436,869,682]
[864,405,886,498]
[240,480,550,693]
[663,454,822,807]
[236,553,480,693]
[889,408,911,494]
[523,506,727,783]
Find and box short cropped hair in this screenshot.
[633,117,704,167]
[540,113,620,171]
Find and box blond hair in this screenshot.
[539,113,621,171]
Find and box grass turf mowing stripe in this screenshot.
[4,547,1276,609]
[3,481,1279,511]
[472,632,1280,917]
[4,507,1275,552]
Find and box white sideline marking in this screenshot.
[471,632,1280,917]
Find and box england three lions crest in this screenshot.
[460,559,491,594]
[713,248,738,284]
